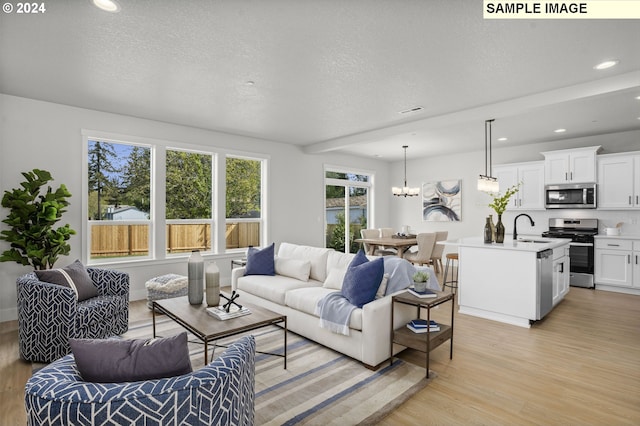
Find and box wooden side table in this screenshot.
[390,290,454,378]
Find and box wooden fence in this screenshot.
[90,222,261,258]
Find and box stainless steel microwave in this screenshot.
[545,183,597,209]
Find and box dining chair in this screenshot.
[403,232,437,266]
[360,229,380,255]
[378,227,398,255]
[427,231,449,273]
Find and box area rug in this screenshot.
[122,316,434,425]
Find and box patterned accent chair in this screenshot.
[16,267,129,363]
[25,336,256,426]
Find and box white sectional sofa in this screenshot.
[231,242,418,368]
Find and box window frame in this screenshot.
[82,130,269,265]
[323,164,375,253]
[224,153,268,253]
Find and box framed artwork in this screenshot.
[422,179,462,222]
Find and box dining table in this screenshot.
[354,235,418,258]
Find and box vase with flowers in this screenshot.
[485,183,521,243]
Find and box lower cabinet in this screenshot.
[595,239,637,288]
[552,245,570,306]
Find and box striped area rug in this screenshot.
[123,316,433,425]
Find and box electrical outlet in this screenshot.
[630,217,638,225]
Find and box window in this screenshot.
[324,168,372,253]
[166,149,213,254]
[226,156,264,250]
[87,140,152,260]
[84,131,269,263]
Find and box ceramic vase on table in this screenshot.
[205,261,220,307]
[188,250,204,305]
[495,214,505,243]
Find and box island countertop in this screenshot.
[442,235,572,252]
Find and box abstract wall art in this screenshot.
[422,179,462,222]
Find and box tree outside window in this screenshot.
[226,157,262,250]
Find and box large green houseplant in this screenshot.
[0,169,76,270]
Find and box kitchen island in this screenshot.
[447,236,571,328]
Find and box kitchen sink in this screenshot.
[517,239,549,243]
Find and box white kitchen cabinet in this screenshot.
[634,241,640,288]
[597,153,640,209]
[541,146,600,184]
[552,245,570,306]
[595,239,634,287]
[493,161,544,211]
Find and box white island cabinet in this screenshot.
[450,236,571,328]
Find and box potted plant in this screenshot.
[485,183,521,243]
[412,270,430,292]
[0,169,75,270]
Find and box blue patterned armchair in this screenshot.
[17,267,129,362]
[25,336,256,426]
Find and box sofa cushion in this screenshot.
[69,332,192,383]
[277,243,330,282]
[323,268,347,290]
[275,257,311,282]
[245,243,275,276]
[236,274,323,305]
[35,259,98,302]
[341,252,384,308]
[285,287,363,331]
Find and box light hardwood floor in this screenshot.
[2,281,639,425]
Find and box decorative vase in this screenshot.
[489,214,496,242]
[205,261,220,307]
[495,214,505,244]
[484,216,492,244]
[188,250,204,305]
[414,280,427,292]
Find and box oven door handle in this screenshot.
[569,242,594,247]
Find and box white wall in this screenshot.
[0,94,391,321]
[389,130,640,253]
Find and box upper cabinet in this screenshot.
[493,161,545,211]
[541,146,600,184]
[597,152,640,210]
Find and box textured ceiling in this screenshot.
[1,0,639,160]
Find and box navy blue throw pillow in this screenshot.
[245,243,275,276]
[341,253,384,308]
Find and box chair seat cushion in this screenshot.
[76,295,128,339]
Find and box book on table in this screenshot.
[407,319,440,333]
[206,305,251,320]
[407,287,437,298]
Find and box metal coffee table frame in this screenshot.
[152,296,287,367]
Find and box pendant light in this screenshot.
[477,119,500,192]
[392,145,420,197]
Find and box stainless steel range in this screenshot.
[541,218,598,288]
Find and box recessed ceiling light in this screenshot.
[245,81,255,86]
[636,95,640,100]
[593,60,619,70]
[554,128,567,133]
[92,0,121,13]
[497,137,508,142]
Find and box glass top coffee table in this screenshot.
[152,295,287,367]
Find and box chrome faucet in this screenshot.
[513,213,535,241]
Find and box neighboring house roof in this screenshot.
[325,195,367,208]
